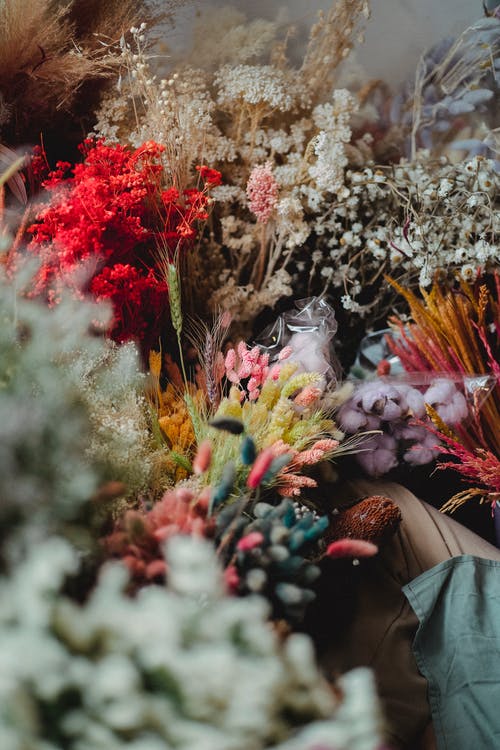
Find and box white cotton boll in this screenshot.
[357,446,398,476]
[364,414,382,431]
[403,430,440,466]
[357,434,398,476]
[400,385,426,419]
[393,423,423,442]
[337,404,368,432]
[378,397,404,421]
[425,379,468,424]
[287,331,330,378]
[451,391,468,420]
[436,390,469,424]
[393,422,439,466]
[425,378,455,405]
[359,383,403,421]
[404,445,436,466]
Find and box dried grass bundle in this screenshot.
[407,14,500,158]
[0,0,157,148]
[388,274,500,455]
[300,0,370,103]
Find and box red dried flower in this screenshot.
[196,165,222,186]
[28,138,220,347]
[161,187,180,204]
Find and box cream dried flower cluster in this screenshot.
[69,342,165,499]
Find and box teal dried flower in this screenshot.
[216,499,327,623]
[241,434,257,465]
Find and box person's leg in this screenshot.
[316,480,500,749]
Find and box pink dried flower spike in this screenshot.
[246,162,279,224]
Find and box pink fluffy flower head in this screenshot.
[246,162,279,223]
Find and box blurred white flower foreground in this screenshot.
[0,536,383,750]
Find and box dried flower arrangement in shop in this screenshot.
[89,4,498,356]
[0,0,499,746]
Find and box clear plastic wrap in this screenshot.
[351,328,404,377]
[256,297,342,388]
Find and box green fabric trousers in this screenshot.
[318,480,500,750]
[405,555,500,750]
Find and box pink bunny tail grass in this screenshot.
[247,447,275,488]
[326,538,378,559]
[192,439,212,475]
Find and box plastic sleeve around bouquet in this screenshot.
[337,372,496,477]
[256,297,342,389]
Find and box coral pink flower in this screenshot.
[270,439,298,459]
[278,346,293,361]
[269,365,281,380]
[224,565,240,594]
[193,439,212,475]
[246,162,279,223]
[326,539,378,559]
[294,385,322,407]
[223,341,273,400]
[247,448,275,488]
[103,486,215,585]
[278,474,318,497]
[237,531,264,551]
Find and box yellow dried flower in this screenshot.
[263,398,296,446]
[258,380,281,409]
[229,385,242,402]
[281,372,322,399]
[287,417,337,447]
[242,401,269,437]
[277,362,299,383]
[148,350,162,377]
[217,397,243,421]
